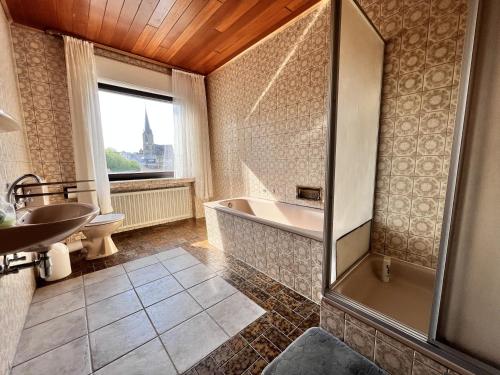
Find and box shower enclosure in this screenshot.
[323,0,499,373]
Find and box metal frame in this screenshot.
[108,171,175,181]
[97,82,173,102]
[321,0,385,293]
[428,0,480,342]
[322,294,493,375]
[321,0,342,293]
[427,1,500,373]
[97,82,175,181]
[322,0,497,373]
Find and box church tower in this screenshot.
[142,109,154,159]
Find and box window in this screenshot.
[98,83,174,180]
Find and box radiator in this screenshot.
[111,187,193,232]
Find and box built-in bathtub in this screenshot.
[204,197,324,302]
[333,253,436,333]
[212,198,323,240]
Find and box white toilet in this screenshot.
[81,213,125,260]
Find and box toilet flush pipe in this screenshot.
[66,239,90,253]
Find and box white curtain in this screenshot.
[64,36,112,214]
[172,69,213,201]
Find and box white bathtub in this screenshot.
[204,197,324,302]
[204,197,324,241]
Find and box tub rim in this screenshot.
[204,197,324,242]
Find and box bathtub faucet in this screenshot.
[382,256,391,282]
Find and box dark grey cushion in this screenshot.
[262,327,386,375]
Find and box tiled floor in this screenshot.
[20,219,320,374]
[13,248,265,374]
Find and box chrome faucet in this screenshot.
[6,173,43,209]
[1,173,52,279]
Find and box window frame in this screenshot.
[98,82,175,181]
[98,82,173,102]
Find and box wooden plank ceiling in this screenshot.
[5,0,321,74]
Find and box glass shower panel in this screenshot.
[433,1,500,370]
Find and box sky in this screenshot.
[99,90,174,153]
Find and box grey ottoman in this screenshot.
[262,327,386,375]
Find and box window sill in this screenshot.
[109,177,194,184]
[109,177,195,194]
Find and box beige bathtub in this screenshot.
[204,197,324,241]
[204,197,324,301]
[333,253,436,333]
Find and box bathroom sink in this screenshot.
[0,202,99,255]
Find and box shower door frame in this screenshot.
[427,0,499,373]
[321,0,384,292]
[322,0,496,373]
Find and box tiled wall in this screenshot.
[206,2,330,209]
[321,300,464,375]
[9,26,175,192]
[363,0,468,268]
[206,0,467,269]
[205,206,323,302]
[94,47,170,74]
[10,25,74,203]
[0,8,36,375]
[9,25,199,211]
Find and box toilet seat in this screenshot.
[85,213,125,227]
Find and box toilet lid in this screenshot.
[86,213,125,226]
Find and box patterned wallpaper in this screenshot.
[10,25,74,203]
[9,26,176,204]
[207,0,467,270]
[360,0,467,268]
[94,47,170,74]
[206,2,330,209]
[0,8,36,375]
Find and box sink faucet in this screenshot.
[1,174,55,279]
[6,173,43,209]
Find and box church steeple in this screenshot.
[142,109,154,157]
[144,109,152,135]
